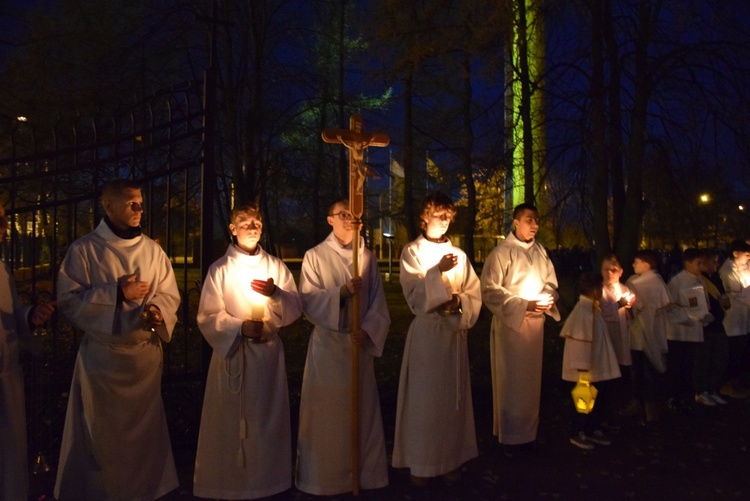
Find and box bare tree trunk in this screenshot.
[244,1,267,205]
[590,0,611,265]
[516,0,535,205]
[461,52,477,264]
[337,0,348,195]
[615,0,653,268]
[215,2,244,209]
[313,97,330,244]
[403,64,418,240]
[504,36,515,232]
[603,0,625,248]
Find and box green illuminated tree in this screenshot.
[504,0,547,226]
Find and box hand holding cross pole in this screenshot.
[322,114,388,495]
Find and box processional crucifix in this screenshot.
[322,114,389,495]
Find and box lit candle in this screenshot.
[618,291,635,308]
[250,291,266,321]
[536,292,553,308]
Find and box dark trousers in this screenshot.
[570,379,613,436]
[693,328,728,394]
[610,364,632,405]
[726,334,749,383]
[631,350,663,402]
[666,340,696,401]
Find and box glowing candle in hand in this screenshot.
[250,292,266,321]
[536,292,553,308]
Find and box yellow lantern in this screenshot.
[571,372,598,414]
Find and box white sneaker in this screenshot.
[709,392,728,405]
[694,392,717,406]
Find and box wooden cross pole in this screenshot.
[321,114,389,495]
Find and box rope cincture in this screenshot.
[225,339,247,468]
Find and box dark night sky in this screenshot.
[2,1,748,208]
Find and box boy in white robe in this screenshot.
[55,179,181,500]
[481,203,560,447]
[695,249,729,406]
[623,250,670,422]
[561,272,621,450]
[718,239,750,399]
[600,255,635,406]
[600,255,635,366]
[666,248,711,408]
[193,203,302,499]
[295,199,390,495]
[392,193,481,486]
[0,205,55,500]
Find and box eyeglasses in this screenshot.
[329,211,353,221]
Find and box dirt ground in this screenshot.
[30,349,750,501]
[27,275,750,500]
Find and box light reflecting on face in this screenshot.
[104,187,143,231]
[230,211,263,253]
[424,210,451,239]
[601,259,623,285]
[327,202,354,245]
[513,209,539,242]
[735,251,750,267]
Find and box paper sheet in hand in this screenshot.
[681,285,708,321]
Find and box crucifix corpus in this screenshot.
[321,114,389,495]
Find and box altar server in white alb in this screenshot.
[600,254,635,368]
[718,239,750,399]
[561,272,620,450]
[665,248,710,408]
[0,204,55,501]
[599,254,635,405]
[392,192,481,486]
[623,250,670,422]
[54,178,181,500]
[296,199,390,495]
[193,203,302,499]
[480,203,560,446]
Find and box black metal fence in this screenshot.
[0,79,208,469]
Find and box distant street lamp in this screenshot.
[383,233,394,282]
